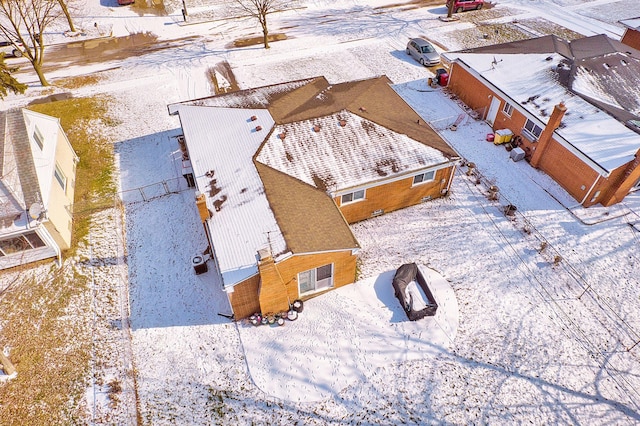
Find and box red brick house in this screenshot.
[443,35,640,207]
[168,76,460,319]
[620,17,640,50]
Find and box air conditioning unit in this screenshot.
[510,147,526,162]
[192,255,208,275]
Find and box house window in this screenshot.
[0,232,45,256]
[341,189,365,205]
[502,102,514,117]
[522,119,543,141]
[33,126,45,150]
[54,163,67,191]
[413,170,435,185]
[298,264,334,295]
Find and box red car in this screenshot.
[446,0,484,13]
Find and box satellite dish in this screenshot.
[28,203,43,220]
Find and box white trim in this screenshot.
[54,163,67,191]
[411,169,436,186]
[332,161,456,197]
[33,126,45,150]
[298,263,334,296]
[523,119,543,141]
[502,102,514,117]
[340,189,366,205]
[486,96,500,126]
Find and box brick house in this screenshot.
[620,17,640,50]
[168,76,460,319]
[0,109,78,270]
[442,34,640,207]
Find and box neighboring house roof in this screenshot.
[445,35,640,174]
[0,109,44,230]
[169,76,458,289]
[620,17,640,31]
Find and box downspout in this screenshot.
[443,159,458,195]
[573,174,601,208]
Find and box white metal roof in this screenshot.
[256,110,449,193]
[445,52,640,173]
[620,17,640,30]
[174,105,287,289]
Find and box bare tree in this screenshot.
[233,0,293,49]
[57,0,76,33]
[0,56,26,98]
[0,0,61,86]
[447,1,455,18]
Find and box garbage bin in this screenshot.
[494,129,513,145]
[435,68,449,86]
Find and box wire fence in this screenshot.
[71,176,192,218]
[429,106,486,131]
[119,176,191,204]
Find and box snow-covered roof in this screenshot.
[620,17,640,30]
[445,51,640,173]
[173,105,287,288]
[256,110,449,193]
[170,76,460,289]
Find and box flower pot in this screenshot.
[292,299,304,313]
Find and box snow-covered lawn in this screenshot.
[112,74,640,423]
[2,0,640,424]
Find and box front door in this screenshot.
[486,96,500,127]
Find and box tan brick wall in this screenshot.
[229,250,357,319]
[229,274,261,320]
[276,251,357,306]
[258,257,290,315]
[336,167,454,224]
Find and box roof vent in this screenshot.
[255,125,262,132]
[359,106,367,112]
[278,132,286,139]
[313,124,321,132]
[339,119,347,127]
[257,248,272,261]
[250,115,257,121]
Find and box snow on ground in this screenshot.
[3,0,640,424]
[111,76,640,423]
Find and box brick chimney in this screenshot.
[530,102,566,168]
[257,249,290,314]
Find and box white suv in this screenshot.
[0,39,23,58]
